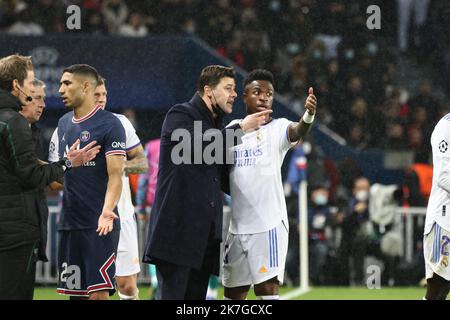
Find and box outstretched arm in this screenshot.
[97,154,124,236]
[288,87,317,142]
[6,114,64,189]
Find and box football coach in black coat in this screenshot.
[0,54,100,299]
[143,65,271,299]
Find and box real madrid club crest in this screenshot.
[439,140,448,153]
[442,255,448,268]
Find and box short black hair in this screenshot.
[197,65,235,95]
[243,69,275,88]
[63,64,100,86]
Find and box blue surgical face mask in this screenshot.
[345,49,355,60]
[313,194,328,206]
[287,43,300,55]
[355,190,369,202]
[313,49,322,59]
[366,42,378,55]
[270,0,281,12]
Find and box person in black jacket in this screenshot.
[19,78,50,263]
[0,54,100,300]
[143,65,271,300]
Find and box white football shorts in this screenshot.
[116,216,141,277]
[424,222,450,281]
[222,220,288,288]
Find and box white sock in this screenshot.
[118,289,139,300]
[223,296,232,300]
[258,295,279,300]
[206,288,218,300]
[422,297,427,300]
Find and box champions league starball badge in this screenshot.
[439,140,448,153]
[49,141,55,154]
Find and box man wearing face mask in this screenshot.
[142,65,271,300]
[341,176,371,286]
[308,185,332,285]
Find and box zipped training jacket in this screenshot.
[0,88,64,251]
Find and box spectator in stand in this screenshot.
[348,98,369,133]
[397,0,431,54]
[407,106,431,153]
[199,0,237,48]
[408,80,440,124]
[136,139,161,217]
[216,34,245,68]
[102,0,129,34]
[385,122,408,149]
[284,142,308,285]
[308,185,332,285]
[0,0,27,30]
[7,8,43,36]
[347,124,369,150]
[340,176,371,286]
[404,151,433,260]
[83,0,103,11]
[84,9,107,35]
[119,12,148,37]
[29,0,65,33]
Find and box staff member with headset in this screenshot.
[0,54,100,300]
[19,78,52,267]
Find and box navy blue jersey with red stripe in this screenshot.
[55,106,126,230]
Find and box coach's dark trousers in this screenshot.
[0,241,38,300]
[155,238,220,300]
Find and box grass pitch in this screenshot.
[33,285,425,300]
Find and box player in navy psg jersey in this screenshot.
[51,64,126,300]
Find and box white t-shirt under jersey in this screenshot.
[228,118,296,234]
[49,112,141,221]
[425,113,450,234]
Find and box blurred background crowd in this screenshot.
[1,0,448,288]
[2,0,450,156]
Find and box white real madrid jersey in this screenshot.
[425,113,450,234]
[114,113,141,221]
[227,118,296,234]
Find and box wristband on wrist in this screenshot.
[302,112,315,124]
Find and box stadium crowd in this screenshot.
[1,0,448,289]
[1,0,449,157]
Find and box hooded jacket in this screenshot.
[0,88,64,252]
